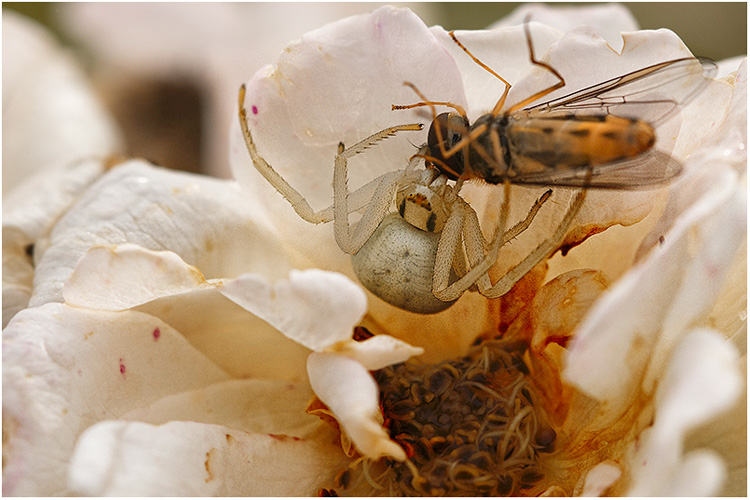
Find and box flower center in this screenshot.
[371,338,556,496]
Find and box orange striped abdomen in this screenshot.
[506,115,656,171]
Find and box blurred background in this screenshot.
[4,2,746,178]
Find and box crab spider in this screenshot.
[239,85,558,314]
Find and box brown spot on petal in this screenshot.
[268,433,302,442]
[204,448,215,483]
[558,224,609,256]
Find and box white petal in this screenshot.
[134,285,311,381]
[63,244,211,309]
[655,330,742,442]
[60,242,310,380]
[430,23,564,121]
[564,168,745,406]
[121,379,331,439]
[308,352,405,460]
[231,6,466,276]
[626,329,742,496]
[489,3,639,51]
[68,420,349,496]
[333,334,424,370]
[31,161,290,306]
[581,461,621,497]
[3,158,107,327]
[2,303,229,496]
[2,11,121,194]
[219,269,367,351]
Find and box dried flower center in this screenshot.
[367,338,556,496]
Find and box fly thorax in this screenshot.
[467,114,511,184]
[397,181,449,233]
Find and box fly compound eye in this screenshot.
[428,113,468,179]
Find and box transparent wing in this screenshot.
[523,57,717,126]
[509,150,682,190]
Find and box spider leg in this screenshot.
[433,186,554,301]
[432,199,469,300]
[333,129,425,254]
[240,84,423,231]
[432,181,511,301]
[239,84,328,223]
[478,187,585,298]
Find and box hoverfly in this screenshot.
[390,22,717,302]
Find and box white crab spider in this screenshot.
[238,85,558,314]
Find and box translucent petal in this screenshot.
[332,334,424,371]
[31,161,291,306]
[68,420,349,496]
[2,11,121,194]
[626,329,742,496]
[219,269,367,351]
[564,168,745,408]
[2,303,229,496]
[488,3,639,51]
[307,352,406,460]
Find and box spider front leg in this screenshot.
[332,125,424,255]
[240,83,422,239]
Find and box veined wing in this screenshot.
[509,149,682,190]
[522,57,717,126]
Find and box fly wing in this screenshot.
[509,150,682,190]
[523,57,717,126]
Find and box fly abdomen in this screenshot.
[505,115,656,171]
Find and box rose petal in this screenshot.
[61,243,311,380]
[63,243,212,309]
[3,158,107,327]
[68,420,349,496]
[429,23,564,121]
[2,303,229,496]
[219,269,367,351]
[581,461,622,497]
[626,329,742,496]
[564,168,745,408]
[488,3,639,52]
[2,11,121,194]
[31,161,291,306]
[231,6,466,278]
[121,379,332,439]
[307,352,405,460]
[332,334,424,370]
[684,357,747,496]
[134,286,311,381]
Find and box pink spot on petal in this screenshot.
[251,105,258,115]
[153,327,161,341]
[119,358,127,378]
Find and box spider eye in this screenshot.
[427,113,468,179]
